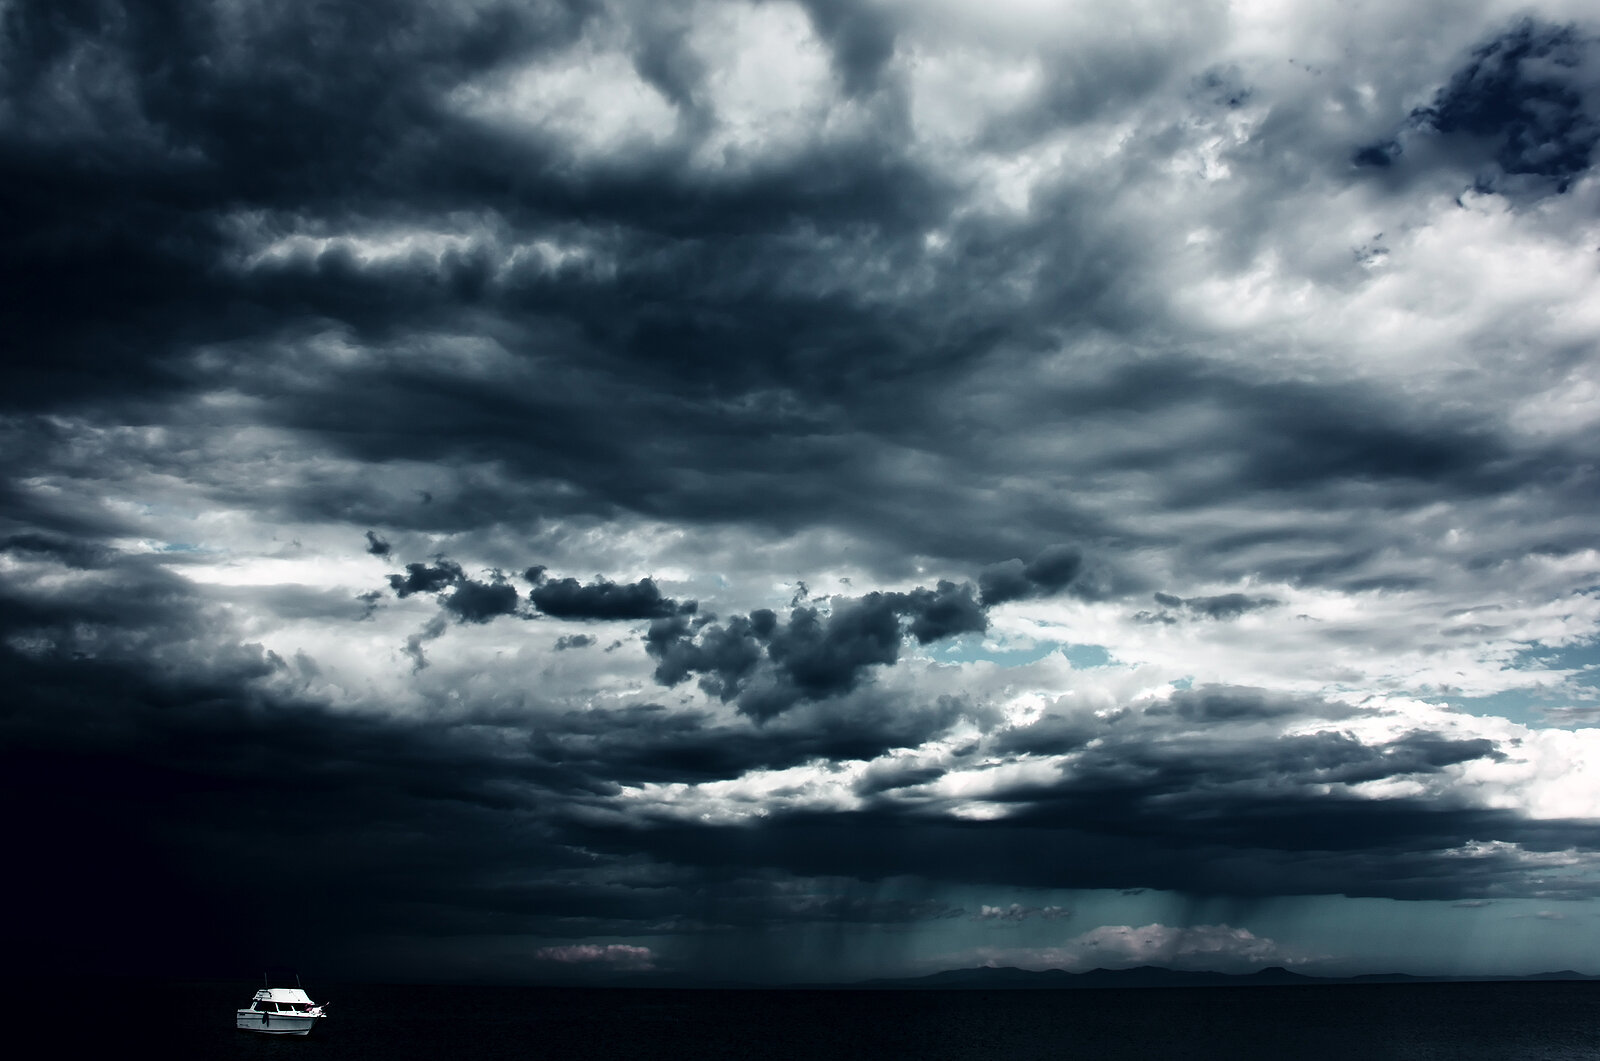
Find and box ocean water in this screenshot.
[32,979,1600,1060]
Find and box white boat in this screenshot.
[235,983,328,1036]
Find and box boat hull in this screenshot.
[235,1010,319,1035]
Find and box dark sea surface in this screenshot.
[28,979,1600,1060]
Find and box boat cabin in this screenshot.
[248,988,318,1013]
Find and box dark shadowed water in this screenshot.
[25,979,1600,1060]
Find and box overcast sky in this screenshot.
[5,0,1600,985]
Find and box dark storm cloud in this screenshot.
[1355,19,1599,191]
[622,687,1542,904]
[0,0,1571,594]
[1093,359,1514,497]
[7,0,1600,986]
[647,612,768,697]
[567,694,1581,904]
[3,0,1548,602]
[388,559,464,598]
[646,582,986,719]
[0,0,847,413]
[528,572,696,621]
[1351,140,1403,168]
[554,633,596,651]
[1,526,1592,982]
[978,546,1086,605]
[375,558,703,660]
[1137,592,1282,624]
[0,0,983,568]
[0,531,107,569]
[541,692,982,787]
[581,796,1600,906]
[738,597,904,715]
[854,758,950,796]
[900,581,987,644]
[404,614,449,672]
[0,541,719,968]
[0,649,601,973]
[925,348,1551,593]
[1421,20,1599,184]
[989,712,1099,757]
[797,0,898,97]
[0,540,992,974]
[443,577,520,624]
[1161,686,1352,723]
[1181,592,1278,620]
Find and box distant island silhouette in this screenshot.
[558,964,1600,990]
[832,965,1600,990]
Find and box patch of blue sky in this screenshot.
[1518,639,1600,687]
[925,635,1113,670]
[1447,640,1600,729]
[1447,688,1559,727]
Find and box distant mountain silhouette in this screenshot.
[840,965,1599,990]
[535,963,1600,990]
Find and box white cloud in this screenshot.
[450,37,678,164]
[685,0,848,171]
[533,943,656,970]
[945,921,1311,972]
[1068,922,1306,969]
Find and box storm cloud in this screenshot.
[644,581,986,718]
[5,0,1600,986]
[979,546,1088,606]
[1357,19,1600,191]
[527,571,696,621]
